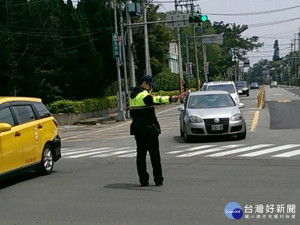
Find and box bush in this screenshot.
[48,96,117,114]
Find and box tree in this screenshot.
[273,40,280,61]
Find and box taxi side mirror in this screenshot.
[0,123,12,133]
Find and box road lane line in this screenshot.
[166,145,217,154]
[177,144,244,157]
[238,144,300,157]
[250,111,259,132]
[272,149,300,158]
[205,144,274,157]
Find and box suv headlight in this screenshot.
[189,116,203,123]
[231,113,242,121]
[243,88,248,91]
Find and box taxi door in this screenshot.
[11,105,39,167]
[0,107,23,175]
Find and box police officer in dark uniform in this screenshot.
[129,75,178,187]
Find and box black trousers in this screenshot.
[134,134,164,185]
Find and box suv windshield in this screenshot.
[206,84,235,93]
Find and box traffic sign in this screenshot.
[112,33,119,58]
[166,13,190,28]
[201,34,223,45]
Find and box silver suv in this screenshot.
[205,81,240,105]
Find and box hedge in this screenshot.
[47,90,190,114]
[48,96,118,114]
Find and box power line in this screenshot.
[204,4,300,16]
[248,16,300,28]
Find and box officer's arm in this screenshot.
[143,95,172,106]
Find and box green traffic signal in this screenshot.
[200,15,208,22]
[188,14,208,23]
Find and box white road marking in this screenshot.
[92,149,136,157]
[206,144,274,157]
[177,145,244,157]
[166,145,217,154]
[62,147,112,156]
[272,149,300,158]
[64,148,117,158]
[239,144,300,157]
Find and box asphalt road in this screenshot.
[0,86,299,225]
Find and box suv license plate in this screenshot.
[211,124,223,131]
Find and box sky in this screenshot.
[153,0,300,66]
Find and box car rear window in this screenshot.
[33,102,51,118]
[0,107,15,126]
[207,84,235,93]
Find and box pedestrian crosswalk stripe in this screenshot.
[177,144,244,157]
[118,153,136,157]
[206,144,274,157]
[62,147,113,157]
[62,147,91,153]
[238,144,300,157]
[64,148,116,158]
[92,148,135,157]
[272,149,300,158]
[166,145,217,154]
[61,144,300,159]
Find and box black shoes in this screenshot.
[140,182,149,187]
[140,182,163,187]
[155,182,163,186]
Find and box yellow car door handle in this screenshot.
[15,132,21,137]
[38,124,43,129]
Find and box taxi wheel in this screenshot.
[38,144,54,175]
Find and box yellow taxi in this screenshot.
[0,97,61,178]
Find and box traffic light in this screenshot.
[189,14,208,23]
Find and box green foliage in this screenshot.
[0,0,271,104]
[153,69,179,91]
[48,96,117,114]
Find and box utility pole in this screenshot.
[113,0,125,121]
[175,0,184,94]
[193,25,200,90]
[120,12,130,119]
[125,0,136,88]
[142,0,152,76]
[185,34,190,89]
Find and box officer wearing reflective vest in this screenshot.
[129,75,178,187]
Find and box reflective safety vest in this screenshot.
[129,90,170,109]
